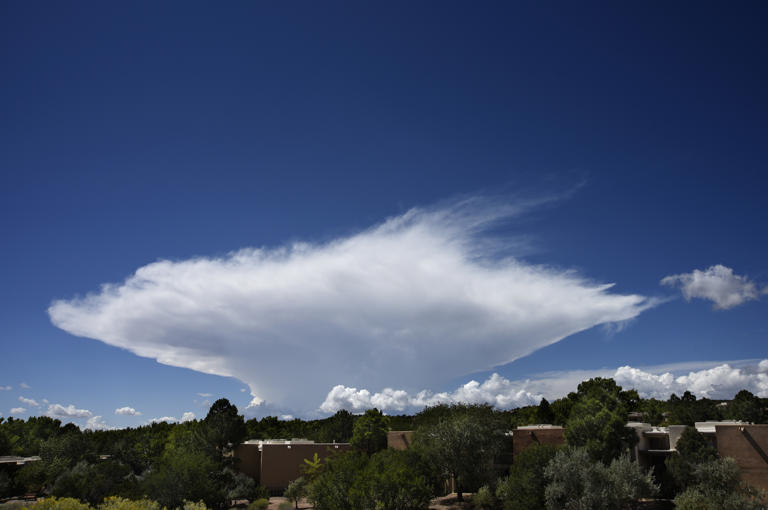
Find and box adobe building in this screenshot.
[714,424,768,491]
[234,439,351,494]
[387,430,414,450]
[510,425,565,457]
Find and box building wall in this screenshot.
[387,431,414,450]
[233,444,261,481]
[715,424,768,492]
[259,443,351,492]
[511,427,565,458]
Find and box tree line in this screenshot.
[1,381,766,509]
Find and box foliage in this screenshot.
[246,500,268,510]
[98,497,162,510]
[667,392,721,426]
[182,502,208,510]
[350,409,389,456]
[544,448,657,510]
[471,485,496,510]
[727,390,767,423]
[29,497,92,510]
[202,399,246,462]
[496,444,559,510]
[564,398,635,464]
[141,449,222,509]
[277,503,293,510]
[673,458,766,510]
[414,407,504,501]
[306,451,368,510]
[283,476,307,509]
[665,426,717,492]
[348,449,432,510]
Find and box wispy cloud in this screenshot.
[49,196,655,411]
[197,393,213,398]
[18,396,40,407]
[661,265,763,310]
[115,406,141,416]
[321,359,768,413]
[10,407,26,415]
[19,383,30,389]
[46,403,93,419]
[0,385,11,391]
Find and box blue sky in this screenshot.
[1,2,767,428]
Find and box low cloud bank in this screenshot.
[321,360,768,413]
[49,197,653,412]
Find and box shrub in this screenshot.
[673,458,766,510]
[182,502,207,510]
[471,485,496,510]
[98,496,161,510]
[30,497,92,510]
[496,444,558,510]
[277,503,293,510]
[247,499,268,510]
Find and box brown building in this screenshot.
[234,439,351,493]
[510,425,566,458]
[387,430,414,450]
[714,424,768,492]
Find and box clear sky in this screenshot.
[1,1,767,428]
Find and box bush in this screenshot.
[247,499,268,510]
[471,485,496,510]
[182,502,207,510]
[277,503,293,510]
[544,448,657,510]
[30,497,92,510]
[98,497,161,510]
[348,449,432,510]
[496,444,558,510]
[673,458,766,510]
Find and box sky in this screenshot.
[1,1,767,429]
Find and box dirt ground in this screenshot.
[266,493,474,510]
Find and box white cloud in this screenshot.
[240,388,247,393]
[0,386,11,391]
[46,403,93,419]
[321,359,768,413]
[18,396,40,407]
[181,412,196,422]
[197,393,213,398]
[85,416,113,430]
[48,197,655,412]
[115,406,141,416]
[150,416,177,423]
[281,414,294,421]
[321,373,544,413]
[615,361,768,399]
[19,383,30,389]
[10,407,26,414]
[661,265,762,310]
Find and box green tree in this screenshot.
[496,444,559,510]
[414,410,503,501]
[727,390,767,424]
[565,398,636,464]
[202,399,246,463]
[348,449,433,510]
[350,409,389,456]
[537,399,555,424]
[665,426,717,492]
[673,458,766,510]
[544,448,657,510]
[283,476,307,510]
[142,449,223,509]
[307,450,368,510]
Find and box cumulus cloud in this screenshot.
[321,359,768,413]
[48,197,655,412]
[321,373,543,413]
[115,406,141,416]
[181,412,196,422]
[46,403,93,419]
[10,407,26,414]
[18,396,40,407]
[85,416,113,430]
[615,361,768,399]
[661,265,763,309]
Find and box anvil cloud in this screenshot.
[49,199,654,412]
